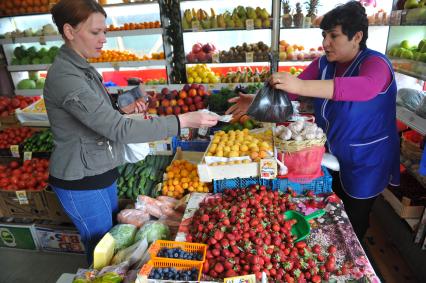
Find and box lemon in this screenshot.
[195,77,202,84]
[229,151,239,157]
[187,77,194,83]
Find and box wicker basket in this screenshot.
[274,136,326,153]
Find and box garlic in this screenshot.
[293,135,303,141]
[280,128,292,140]
[305,133,316,140]
[275,125,286,136]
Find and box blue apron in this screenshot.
[314,48,400,199]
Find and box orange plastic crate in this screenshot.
[149,240,207,263]
[138,260,203,281]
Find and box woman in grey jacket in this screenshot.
[46,0,218,264]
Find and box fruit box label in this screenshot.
[224,274,256,283]
[246,19,254,30]
[34,226,85,253]
[10,145,19,157]
[260,158,277,179]
[15,190,29,205]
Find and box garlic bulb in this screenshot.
[293,135,303,141]
[280,128,292,140]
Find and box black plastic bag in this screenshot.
[247,83,293,122]
[117,86,149,114]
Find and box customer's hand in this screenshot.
[133,99,148,114]
[225,93,255,120]
[269,72,303,94]
[178,111,219,128]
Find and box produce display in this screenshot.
[221,115,259,132]
[22,129,53,153]
[219,41,271,62]
[88,50,165,63]
[144,78,167,85]
[186,43,218,63]
[205,128,273,163]
[0,0,56,17]
[0,24,57,38]
[279,40,324,61]
[182,6,271,30]
[0,127,36,149]
[275,121,325,142]
[220,67,269,83]
[0,158,49,191]
[0,95,40,117]
[162,159,210,199]
[117,155,172,200]
[17,71,45,90]
[107,21,161,31]
[186,64,220,84]
[147,84,209,116]
[388,39,426,62]
[186,186,343,281]
[11,45,59,65]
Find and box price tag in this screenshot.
[260,158,277,179]
[246,19,254,30]
[16,191,29,205]
[10,145,20,158]
[212,52,220,63]
[224,274,256,283]
[23,151,32,161]
[39,35,46,45]
[191,21,200,32]
[112,62,120,71]
[245,52,254,63]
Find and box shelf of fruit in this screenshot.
[99,0,158,8]
[7,64,51,72]
[390,58,426,81]
[396,105,426,136]
[14,89,44,97]
[0,0,54,18]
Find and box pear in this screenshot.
[182,19,190,30]
[217,15,226,28]
[226,19,236,28]
[254,18,262,28]
[201,19,211,29]
[260,8,270,20]
[262,19,271,28]
[404,0,419,9]
[235,18,244,28]
[210,17,218,29]
[246,7,257,20]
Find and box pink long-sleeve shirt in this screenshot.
[297,54,392,101]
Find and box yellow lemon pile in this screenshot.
[186,64,220,84]
[162,159,209,199]
[206,129,273,165]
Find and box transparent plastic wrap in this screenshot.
[117,86,148,114]
[72,269,98,283]
[247,83,293,123]
[111,239,149,267]
[117,209,151,228]
[134,220,170,244]
[397,88,425,112]
[416,96,426,119]
[109,224,137,252]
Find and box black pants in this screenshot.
[330,170,377,240]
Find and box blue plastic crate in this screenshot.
[213,177,271,193]
[172,136,210,153]
[213,167,333,195]
[272,167,333,195]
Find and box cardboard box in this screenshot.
[0,189,50,219]
[0,222,39,250]
[382,188,424,219]
[34,224,85,254]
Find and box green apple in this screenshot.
[289,66,296,75]
[404,0,419,9]
[401,49,414,59]
[420,53,426,62]
[395,47,406,57]
[400,40,411,49]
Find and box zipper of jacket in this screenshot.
[107,140,114,159]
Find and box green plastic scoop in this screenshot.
[284,209,326,242]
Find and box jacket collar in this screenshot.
[59,44,91,69]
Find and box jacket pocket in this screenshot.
[349,135,389,167]
[80,137,111,170]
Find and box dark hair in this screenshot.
[51,0,107,36]
[320,1,368,49]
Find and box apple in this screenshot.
[184,97,193,105]
[181,105,189,113]
[196,51,208,62]
[189,104,196,112]
[317,46,324,51]
[171,90,178,99]
[147,108,157,114]
[289,66,297,75]
[190,83,199,90]
[179,90,187,99]
[297,53,305,61]
[157,106,165,115]
[186,52,197,63]
[400,40,411,49]
[195,101,205,110]
[197,88,205,96]
[183,84,191,92]
[177,98,185,106]
[165,106,173,115]
[188,89,197,97]
[286,45,294,54]
[173,106,181,115]
[161,99,170,107]
[170,99,177,106]
[161,87,169,96]
[192,43,203,53]
[193,96,203,104]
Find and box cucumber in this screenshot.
[124,163,136,179]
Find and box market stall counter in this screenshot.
[176,192,380,282]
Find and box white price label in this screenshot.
[212,52,220,63]
[191,21,200,32]
[39,36,46,45]
[224,274,256,283]
[260,158,277,179]
[23,151,32,161]
[390,10,401,25]
[10,145,20,158]
[246,19,254,30]
[245,52,254,63]
[16,191,29,205]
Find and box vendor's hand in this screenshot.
[269,72,303,94]
[178,111,219,128]
[225,93,255,120]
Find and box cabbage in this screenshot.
[134,221,170,244]
[109,224,137,252]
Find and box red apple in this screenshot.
[181,105,189,113]
[195,101,205,110]
[186,52,197,63]
[184,97,193,105]
[190,83,199,90]
[183,84,191,92]
[297,53,305,61]
[192,43,203,53]
[179,90,187,99]
[161,87,169,96]
[197,88,205,96]
[177,98,185,106]
[193,96,202,104]
[157,106,165,115]
[189,104,197,112]
[165,106,173,115]
[170,99,177,106]
[161,99,170,107]
[173,106,181,115]
[188,89,197,97]
[171,90,178,99]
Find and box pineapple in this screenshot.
[281,0,293,28]
[306,0,320,22]
[293,2,304,28]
